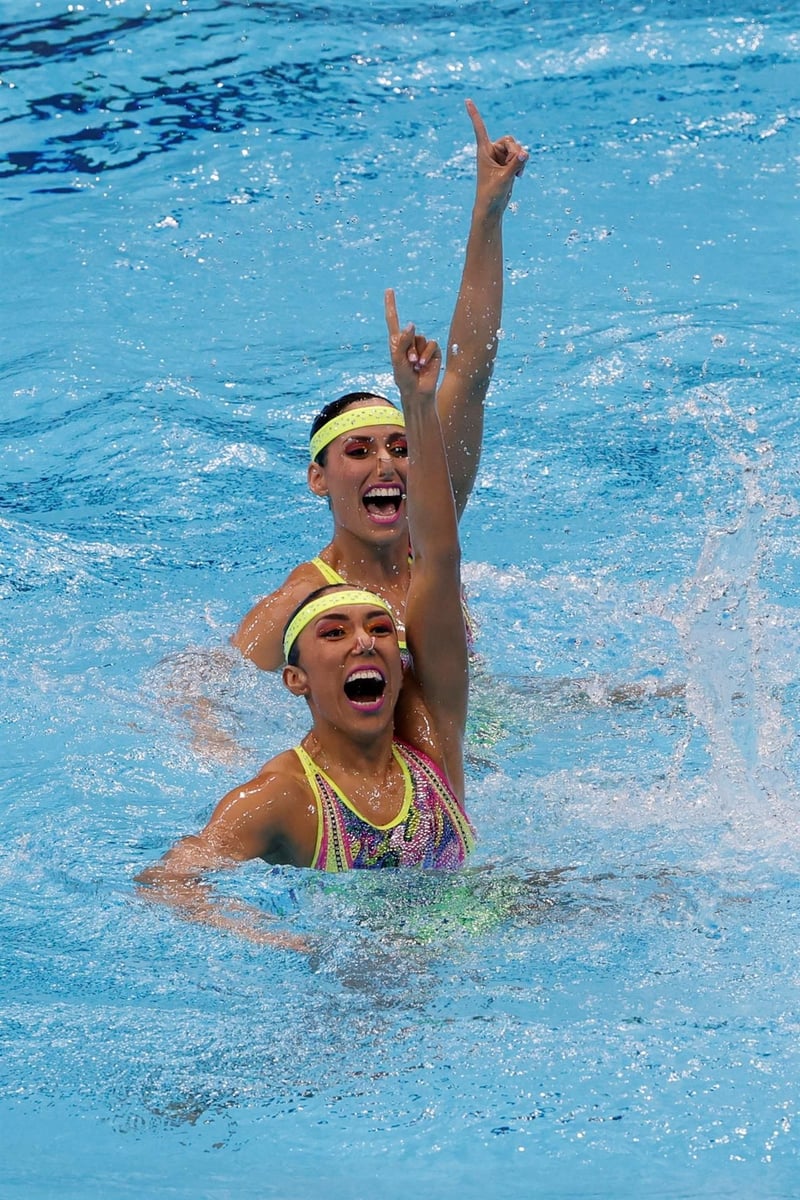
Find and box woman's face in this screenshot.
[285,601,402,734]
[308,405,409,546]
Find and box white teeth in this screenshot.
[364,486,402,498]
[348,668,383,681]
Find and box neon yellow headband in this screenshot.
[309,405,405,462]
[283,588,395,662]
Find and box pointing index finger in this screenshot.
[465,97,489,146]
[384,288,400,338]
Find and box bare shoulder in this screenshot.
[215,748,307,818]
[203,748,315,865]
[137,751,315,883]
[250,747,308,791]
[231,559,327,670]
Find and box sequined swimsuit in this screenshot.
[294,738,475,871]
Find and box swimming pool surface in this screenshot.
[2,2,799,1196]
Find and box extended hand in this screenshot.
[466,98,528,213]
[384,288,442,401]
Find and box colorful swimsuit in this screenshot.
[307,555,477,658]
[294,739,475,871]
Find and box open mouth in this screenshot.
[343,667,387,708]
[362,484,404,523]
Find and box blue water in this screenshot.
[2,1,799,1197]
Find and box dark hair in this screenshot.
[310,392,399,465]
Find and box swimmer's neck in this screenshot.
[304,722,397,779]
[322,530,411,584]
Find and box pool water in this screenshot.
[2,1,799,1197]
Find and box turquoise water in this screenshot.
[2,2,799,1196]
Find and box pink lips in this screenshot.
[361,484,405,525]
[343,666,387,711]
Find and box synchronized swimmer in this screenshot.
[137,293,474,940]
[231,100,527,672]
[138,104,528,943]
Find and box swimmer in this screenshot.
[231,99,527,671]
[137,292,473,941]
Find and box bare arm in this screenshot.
[136,842,305,949]
[437,99,528,518]
[136,763,314,948]
[385,290,468,800]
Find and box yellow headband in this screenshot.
[309,405,405,462]
[283,588,394,661]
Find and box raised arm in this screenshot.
[385,289,468,798]
[437,99,528,518]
